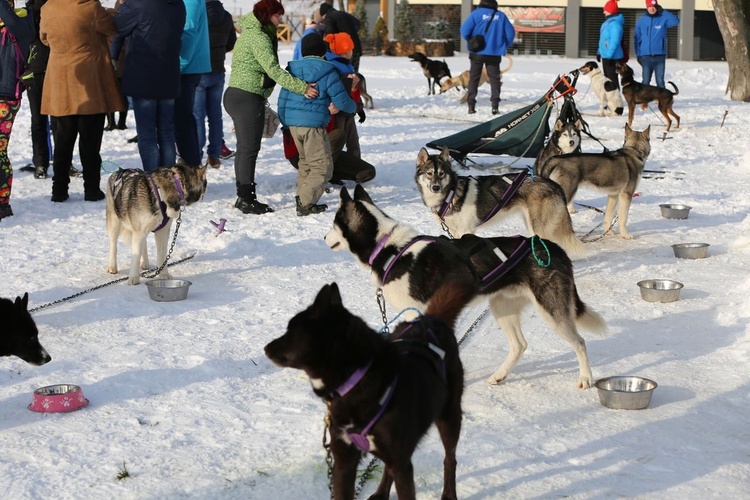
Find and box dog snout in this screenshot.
[431,185,442,193]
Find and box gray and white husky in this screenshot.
[541,124,651,239]
[325,185,607,389]
[106,164,208,285]
[416,147,584,258]
[533,118,583,176]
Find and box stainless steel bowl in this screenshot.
[595,376,658,410]
[637,279,684,302]
[145,279,192,302]
[672,243,710,259]
[660,204,692,219]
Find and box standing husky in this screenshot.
[542,124,651,239]
[1,293,52,365]
[533,118,583,178]
[416,147,584,258]
[106,165,208,285]
[578,61,624,117]
[265,282,469,499]
[326,185,607,389]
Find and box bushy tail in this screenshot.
[575,301,608,336]
[425,282,476,328]
[668,81,679,96]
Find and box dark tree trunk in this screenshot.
[713,0,750,101]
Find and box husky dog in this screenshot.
[355,72,374,110]
[579,61,624,117]
[616,62,680,132]
[265,282,469,499]
[542,124,651,239]
[325,185,607,389]
[1,293,51,365]
[416,147,584,258]
[106,164,208,285]
[534,118,583,177]
[439,56,513,103]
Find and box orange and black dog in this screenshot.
[616,62,680,131]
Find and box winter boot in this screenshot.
[105,113,116,131]
[468,103,476,115]
[34,165,48,179]
[235,183,274,214]
[116,110,128,130]
[295,196,327,217]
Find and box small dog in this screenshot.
[408,52,451,95]
[579,61,624,116]
[439,56,513,103]
[326,185,607,389]
[616,62,680,131]
[106,164,208,285]
[534,118,583,177]
[355,72,374,110]
[416,146,584,258]
[541,124,651,239]
[265,281,469,499]
[1,293,52,365]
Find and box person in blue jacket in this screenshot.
[460,0,514,115]
[597,0,625,91]
[114,0,186,172]
[635,0,679,88]
[278,33,356,217]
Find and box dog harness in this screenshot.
[437,169,530,224]
[110,169,186,232]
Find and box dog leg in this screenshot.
[153,222,174,279]
[602,195,618,237]
[435,413,460,500]
[129,232,149,285]
[106,214,120,275]
[331,439,360,500]
[616,191,634,239]
[390,461,417,500]
[487,296,528,384]
[371,470,394,500]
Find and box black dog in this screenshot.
[408,52,451,95]
[264,282,470,500]
[1,293,51,365]
[616,62,680,131]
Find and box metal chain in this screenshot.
[375,288,389,335]
[323,405,334,500]
[439,219,455,239]
[144,210,183,278]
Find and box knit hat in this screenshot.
[645,0,658,7]
[603,0,619,15]
[301,33,327,57]
[324,33,354,56]
[319,2,333,16]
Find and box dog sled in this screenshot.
[426,71,582,166]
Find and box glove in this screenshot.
[357,109,366,123]
[596,53,601,62]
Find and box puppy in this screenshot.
[355,72,374,110]
[534,118,583,177]
[106,164,208,285]
[408,52,451,95]
[265,282,469,499]
[439,56,513,103]
[578,61,624,116]
[616,62,680,131]
[1,293,51,365]
[541,124,651,239]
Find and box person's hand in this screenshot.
[304,83,318,99]
[596,53,601,62]
[357,109,366,123]
[328,102,340,115]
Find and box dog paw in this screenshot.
[603,230,616,237]
[107,267,118,275]
[128,276,141,285]
[487,374,507,385]
[578,377,594,389]
[620,233,634,240]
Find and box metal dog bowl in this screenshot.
[145,279,192,302]
[637,279,684,303]
[660,204,692,219]
[672,243,710,259]
[595,376,658,410]
[29,384,89,413]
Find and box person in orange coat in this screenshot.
[40,0,125,202]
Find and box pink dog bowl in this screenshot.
[28,384,89,413]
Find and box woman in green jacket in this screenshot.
[224,0,317,214]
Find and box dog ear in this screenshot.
[353,184,373,204]
[312,283,342,314]
[339,186,352,203]
[555,119,564,132]
[439,146,452,165]
[642,125,651,140]
[417,147,430,167]
[15,292,29,311]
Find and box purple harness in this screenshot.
[478,236,532,290]
[437,170,529,224]
[112,169,185,232]
[369,235,439,284]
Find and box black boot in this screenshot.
[295,196,327,216]
[105,113,116,131]
[117,110,128,130]
[468,103,476,115]
[235,183,274,214]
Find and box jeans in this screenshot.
[174,73,203,167]
[640,55,667,88]
[193,71,226,161]
[132,98,176,172]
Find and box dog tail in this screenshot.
[556,227,586,259]
[575,299,608,337]
[425,282,475,328]
[667,82,679,95]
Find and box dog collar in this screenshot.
[368,230,393,265]
[173,173,185,207]
[334,360,373,397]
[437,188,456,219]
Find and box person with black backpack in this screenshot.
[318,2,362,72]
[0,0,34,221]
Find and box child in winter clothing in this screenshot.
[324,32,364,158]
[277,32,356,216]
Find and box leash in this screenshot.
[29,212,188,313]
[573,202,619,243]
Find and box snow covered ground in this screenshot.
[2,46,750,498]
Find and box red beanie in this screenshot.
[645,0,658,7]
[603,0,619,15]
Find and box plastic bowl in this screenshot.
[29,384,89,413]
[637,279,684,303]
[672,243,709,259]
[660,204,692,219]
[595,376,658,410]
[145,279,192,302]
